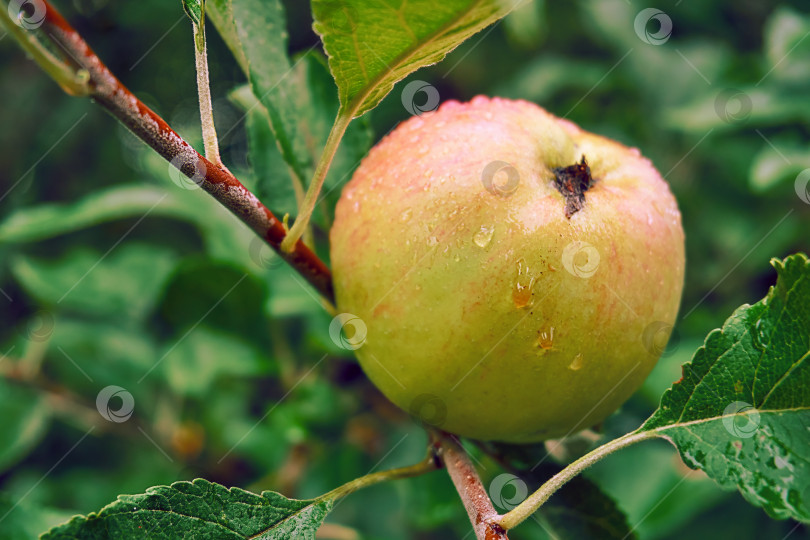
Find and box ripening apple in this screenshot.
[330,96,685,443]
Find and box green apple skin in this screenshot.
[330,96,685,443]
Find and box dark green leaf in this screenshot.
[157,258,268,342]
[41,478,333,539]
[641,253,810,522]
[312,0,520,118]
[541,475,638,540]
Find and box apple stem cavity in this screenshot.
[552,156,594,218]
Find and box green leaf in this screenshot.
[162,327,269,397]
[0,378,50,474]
[158,259,268,341]
[229,0,315,186]
[229,50,374,219]
[10,243,179,323]
[229,85,299,219]
[46,319,157,395]
[640,253,810,522]
[749,141,810,193]
[502,0,545,50]
[0,184,256,269]
[182,0,204,26]
[0,186,188,244]
[312,0,521,118]
[41,478,333,539]
[0,493,74,540]
[764,7,810,86]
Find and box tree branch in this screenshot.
[4,1,334,303]
[435,432,509,540]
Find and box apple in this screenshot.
[329,96,685,443]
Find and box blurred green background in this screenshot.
[1,0,809,538]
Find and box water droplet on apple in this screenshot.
[427,236,439,247]
[568,353,583,371]
[512,258,535,308]
[536,327,555,350]
[473,225,494,248]
[453,254,461,262]
[400,208,413,222]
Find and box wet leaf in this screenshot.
[641,254,810,522]
[41,478,333,539]
[312,0,521,118]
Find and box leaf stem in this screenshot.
[193,20,224,168]
[5,0,335,303]
[319,449,440,502]
[281,111,352,253]
[496,429,657,530]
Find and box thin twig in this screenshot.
[7,1,334,303]
[436,432,509,540]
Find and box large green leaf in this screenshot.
[10,243,178,323]
[0,186,187,244]
[312,0,521,118]
[229,53,373,222]
[41,478,333,539]
[229,0,314,185]
[640,253,810,522]
[0,185,256,268]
